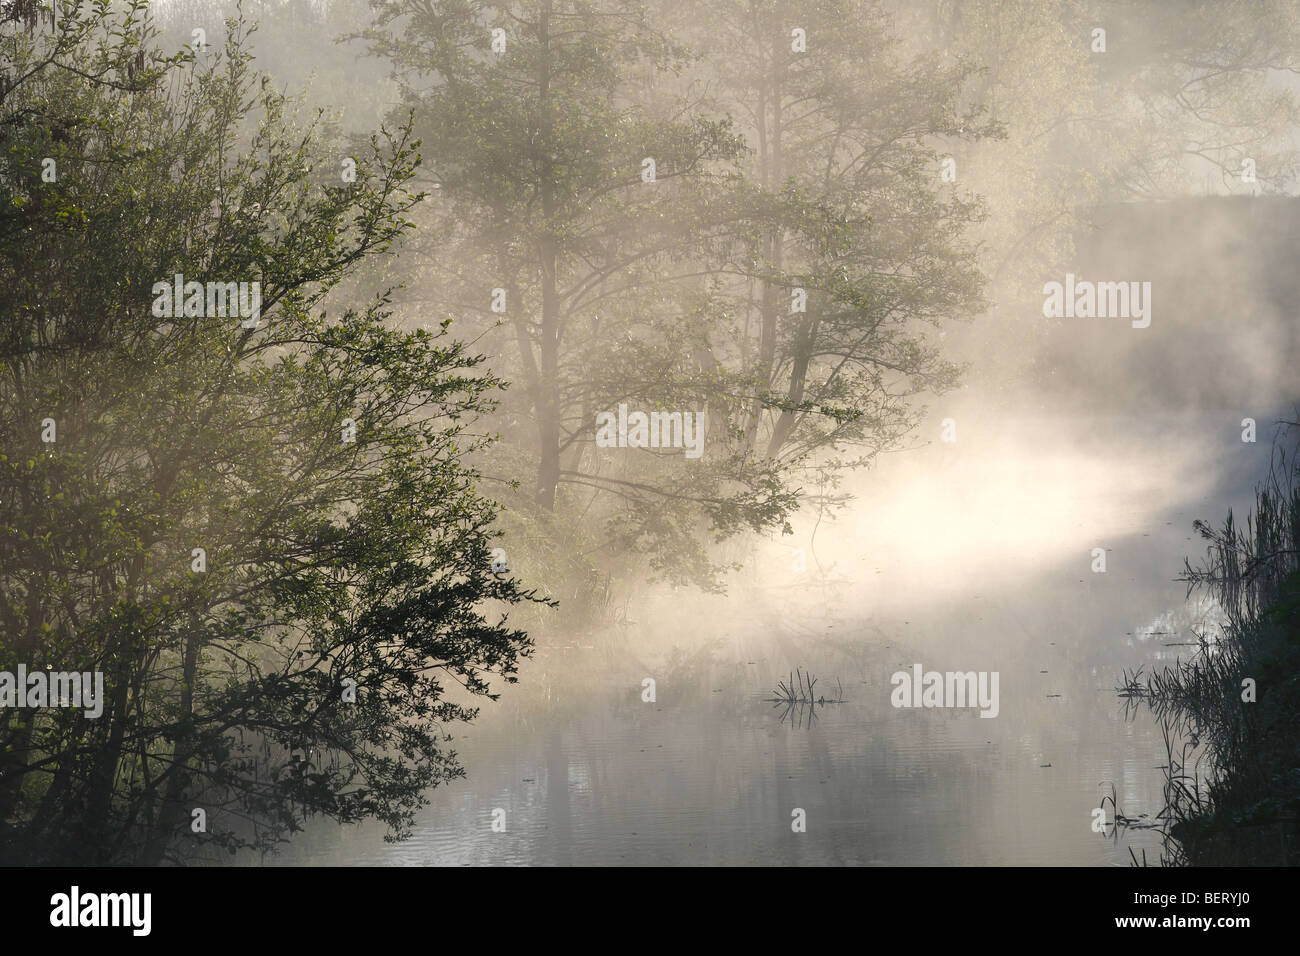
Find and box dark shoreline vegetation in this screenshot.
[0,2,548,865]
[1121,421,1300,866]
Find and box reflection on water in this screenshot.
[264,411,1273,866]
[767,669,847,729]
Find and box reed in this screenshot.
[1119,419,1300,865]
[766,669,847,728]
[767,668,846,706]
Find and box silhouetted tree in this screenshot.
[0,2,539,864]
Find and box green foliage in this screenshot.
[350,0,1001,593]
[0,1,540,863]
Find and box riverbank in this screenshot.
[1127,421,1300,865]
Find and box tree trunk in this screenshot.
[766,313,818,458]
[140,620,200,865]
[535,0,562,509]
[747,52,784,455]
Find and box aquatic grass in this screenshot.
[767,668,845,706]
[766,669,846,728]
[1119,418,1300,865]
[1100,781,1164,834]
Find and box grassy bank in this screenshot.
[1122,423,1300,866]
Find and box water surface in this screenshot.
[268,408,1274,866]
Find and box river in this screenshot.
[264,400,1278,865]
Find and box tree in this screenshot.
[0,1,538,864]
[679,0,1001,468]
[361,0,815,589]
[363,0,744,507]
[357,0,1001,590]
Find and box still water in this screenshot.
[262,404,1276,866]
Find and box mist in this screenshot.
[5,0,1300,874]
